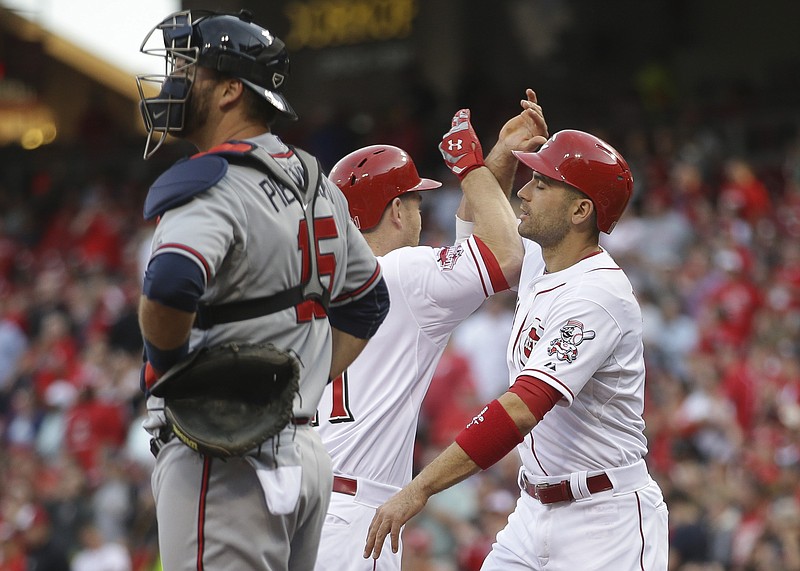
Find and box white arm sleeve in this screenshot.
[454,215,474,245]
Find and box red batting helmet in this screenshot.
[512,130,633,233]
[330,145,441,231]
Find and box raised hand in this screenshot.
[439,108,485,180]
[497,88,548,154]
[482,89,549,196]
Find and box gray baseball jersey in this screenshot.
[143,133,382,571]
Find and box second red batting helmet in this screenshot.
[329,145,441,231]
[512,130,633,233]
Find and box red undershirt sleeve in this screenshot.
[508,374,562,421]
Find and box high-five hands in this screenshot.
[498,88,549,153]
[439,108,485,180]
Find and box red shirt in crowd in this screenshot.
[63,392,128,482]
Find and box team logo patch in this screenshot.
[517,317,544,368]
[522,325,541,360]
[547,319,595,363]
[436,245,464,271]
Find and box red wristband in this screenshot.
[455,399,524,470]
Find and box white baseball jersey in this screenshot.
[508,239,648,475]
[143,132,382,571]
[481,239,668,571]
[317,235,507,486]
[314,234,509,571]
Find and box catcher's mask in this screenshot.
[136,9,296,159]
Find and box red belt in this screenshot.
[523,473,613,505]
[291,417,311,425]
[332,476,358,496]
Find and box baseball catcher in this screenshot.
[135,9,389,570]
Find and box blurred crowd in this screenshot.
[0,92,799,571]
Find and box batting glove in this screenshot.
[439,109,484,180]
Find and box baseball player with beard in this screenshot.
[313,94,548,570]
[365,120,669,568]
[135,10,388,570]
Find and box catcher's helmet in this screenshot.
[513,130,633,233]
[137,10,296,158]
[329,145,441,231]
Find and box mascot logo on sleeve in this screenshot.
[547,319,595,364]
[436,245,464,271]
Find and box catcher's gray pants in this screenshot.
[152,423,333,570]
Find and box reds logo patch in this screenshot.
[516,317,544,368]
[436,245,464,271]
[522,328,538,360]
[547,319,595,363]
[521,324,542,360]
[515,317,544,367]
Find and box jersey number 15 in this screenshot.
[296,216,338,322]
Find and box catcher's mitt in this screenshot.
[149,342,300,458]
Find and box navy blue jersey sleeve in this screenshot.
[143,252,206,312]
[327,276,389,339]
